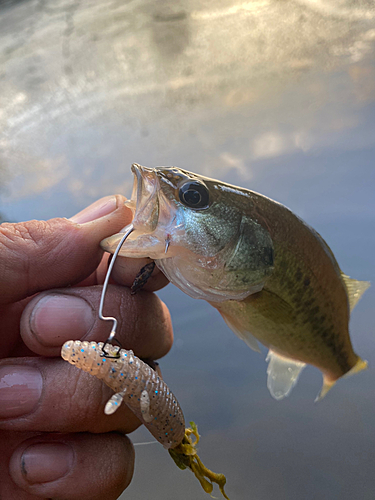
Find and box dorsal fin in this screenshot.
[341,274,370,312]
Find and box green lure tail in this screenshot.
[169,422,230,500]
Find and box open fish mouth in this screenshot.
[125,163,160,233]
[100,164,184,259]
[100,164,163,256]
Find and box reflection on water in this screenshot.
[1,0,375,215]
[0,1,374,499]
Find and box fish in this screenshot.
[101,164,370,401]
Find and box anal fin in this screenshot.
[266,350,306,400]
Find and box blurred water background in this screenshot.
[1,0,374,498]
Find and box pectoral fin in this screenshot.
[266,350,306,400]
[219,311,261,352]
[341,273,370,312]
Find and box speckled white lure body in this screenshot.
[61,340,185,449]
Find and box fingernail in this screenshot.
[0,366,42,419]
[21,443,74,484]
[30,294,95,346]
[70,195,118,224]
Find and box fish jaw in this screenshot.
[101,164,183,259]
[100,228,168,259]
[127,163,159,233]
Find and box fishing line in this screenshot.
[133,441,158,447]
[99,224,134,356]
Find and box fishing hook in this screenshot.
[99,224,134,357]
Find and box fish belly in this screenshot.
[215,288,359,382]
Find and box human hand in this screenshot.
[0,195,173,500]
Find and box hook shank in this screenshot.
[99,224,134,349]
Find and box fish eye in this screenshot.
[178,181,210,209]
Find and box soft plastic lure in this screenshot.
[61,340,229,498]
[61,340,185,448]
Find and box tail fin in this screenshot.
[315,357,368,402]
[344,357,368,377]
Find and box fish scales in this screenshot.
[61,340,185,448]
[214,192,354,377]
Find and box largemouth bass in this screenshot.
[101,164,369,400]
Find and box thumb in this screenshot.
[0,195,132,304]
